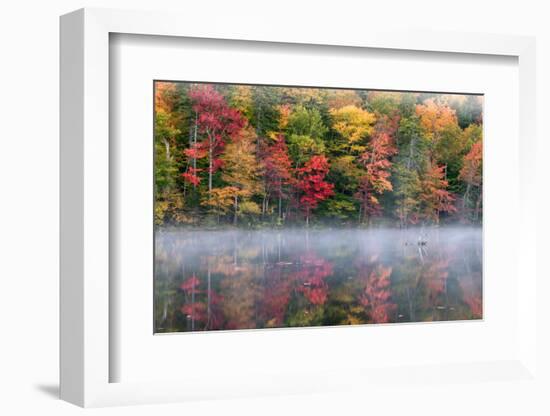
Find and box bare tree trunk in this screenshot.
[362,195,369,225]
[208,143,213,195]
[400,197,406,228]
[163,138,171,161]
[463,183,471,220]
[474,190,482,222]
[193,111,198,188]
[262,194,267,216]
[463,183,471,209]
[206,264,211,330]
[233,195,238,225]
[278,196,282,220]
[191,283,195,331]
[407,136,415,169]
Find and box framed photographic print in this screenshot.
[60,7,539,408]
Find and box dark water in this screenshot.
[154,228,482,333]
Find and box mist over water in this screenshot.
[154,227,482,333]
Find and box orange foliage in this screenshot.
[358,265,396,323]
[416,99,458,141]
[155,82,178,113]
[459,141,482,187]
[459,275,483,318]
[420,165,457,222]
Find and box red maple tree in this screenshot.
[294,155,334,226]
[358,265,396,324]
[420,164,457,223]
[262,135,293,219]
[179,274,225,330]
[355,130,397,223]
[186,85,245,193]
[258,265,292,327]
[292,252,333,306]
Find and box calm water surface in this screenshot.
[154,228,482,333]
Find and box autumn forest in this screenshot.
[154,82,483,333]
[155,82,483,228]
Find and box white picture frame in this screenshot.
[60,7,538,408]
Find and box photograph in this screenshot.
[3,0,546,412]
[153,81,483,333]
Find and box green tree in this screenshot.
[459,140,483,222]
[286,105,327,166]
[250,86,282,137]
[155,82,185,224]
[391,116,428,226]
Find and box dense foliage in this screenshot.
[155,82,483,228]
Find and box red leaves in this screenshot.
[358,265,396,323]
[181,173,200,186]
[420,164,457,222]
[293,252,333,306]
[187,84,246,189]
[459,141,482,186]
[355,130,397,220]
[424,259,450,297]
[295,156,334,220]
[212,158,224,172]
[179,274,225,329]
[180,275,201,292]
[189,85,245,140]
[258,266,292,326]
[181,167,202,186]
[180,302,208,323]
[303,287,328,305]
[180,302,206,316]
[262,135,293,199]
[184,145,207,159]
[459,274,483,318]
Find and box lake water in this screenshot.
[154,227,482,333]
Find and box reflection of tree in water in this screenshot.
[292,252,332,305]
[219,263,260,330]
[179,273,224,330]
[258,264,292,327]
[424,259,450,295]
[155,229,482,332]
[391,231,483,322]
[458,273,482,318]
[280,251,334,328]
[390,240,454,322]
[357,263,396,324]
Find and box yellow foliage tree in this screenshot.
[415,99,458,142]
[201,186,238,223]
[330,105,376,154]
[228,85,254,121]
[222,126,262,224]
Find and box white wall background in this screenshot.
[0,1,548,415]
